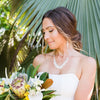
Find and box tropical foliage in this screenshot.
[0,0,32,76]
[0,0,100,99]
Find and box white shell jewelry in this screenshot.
[53,56,69,69]
[53,42,69,69]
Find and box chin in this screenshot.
[49,46,58,50]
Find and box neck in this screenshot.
[54,42,74,58]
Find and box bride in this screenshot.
[33,7,96,100]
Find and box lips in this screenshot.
[48,41,54,44]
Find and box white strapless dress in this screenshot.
[38,72,79,100]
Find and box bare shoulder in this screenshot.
[33,54,46,67]
[33,51,54,68]
[80,55,97,74]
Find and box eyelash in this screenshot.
[42,29,53,35]
[49,30,53,32]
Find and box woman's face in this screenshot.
[42,18,67,50]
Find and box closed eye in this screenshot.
[49,30,53,32]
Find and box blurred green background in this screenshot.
[0,0,100,99]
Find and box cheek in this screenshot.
[52,30,61,39]
[48,34,64,49]
[54,33,64,43]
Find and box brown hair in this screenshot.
[42,7,82,52]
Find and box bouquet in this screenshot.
[0,64,56,100]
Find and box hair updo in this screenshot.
[42,7,82,52]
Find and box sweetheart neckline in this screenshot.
[38,72,79,81]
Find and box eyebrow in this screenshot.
[42,26,55,31]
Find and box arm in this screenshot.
[74,57,96,100]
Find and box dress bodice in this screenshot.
[38,72,79,100]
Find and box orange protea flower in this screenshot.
[42,79,53,89]
[11,77,26,98]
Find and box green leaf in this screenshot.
[26,64,35,80]
[42,90,56,96]
[8,90,17,100]
[4,94,10,100]
[4,84,9,89]
[21,67,25,73]
[32,65,40,78]
[0,78,2,81]
[40,72,49,81]
[42,94,58,100]
[0,92,8,99]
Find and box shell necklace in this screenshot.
[53,55,69,69]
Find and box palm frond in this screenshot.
[13,0,100,65]
[10,1,100,99]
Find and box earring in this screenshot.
[67,42,69,48]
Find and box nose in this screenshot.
[44,32,50,40]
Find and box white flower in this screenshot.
[28,77,34,87]
[10,72,18,78]
[10,72,18,83]
[0,88,9,95]
[3,72,18,85]
[29,89,36,96]
[36,86,41,91]
[18,73,28,81]
[2,78,10,85]
[28,76,44,87]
